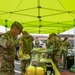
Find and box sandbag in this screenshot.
[26,66,45,75]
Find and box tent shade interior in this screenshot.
[0,0,75,34]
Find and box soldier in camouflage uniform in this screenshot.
[0,21,23,75]
[46,34,51,49]
[46,34,53,58]
[27,35,34,51]
[19,31,29,54]
[19,31,30,75]
[27,35,34,64]
[60,36,72,68]
[50,33,61,69]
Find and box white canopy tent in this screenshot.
[60,28,74,35]
[0,25,10,33]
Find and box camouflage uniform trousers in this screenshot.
[53,51,61,69]
[0,70,15,75]
[20,59,30,72]
[62,51,67,68]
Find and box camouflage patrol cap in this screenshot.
[64,36,68,40]
[50,33,56,36]
[22,31,28,35]
[11,21,23,32]
[27,35,34,40]
[28,35,33,38]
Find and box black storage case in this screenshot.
[67,56,74,69]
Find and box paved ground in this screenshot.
[14,60,21,75]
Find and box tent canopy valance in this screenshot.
[0,0,75,34]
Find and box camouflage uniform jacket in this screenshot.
[61,40,72,51]
[0,32,16,71]
[27,40,34,51]
[46,38,55,49]
[53,38,60,51]
[50,37,61,62]
[19,36,29,54]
